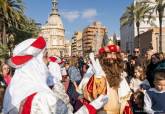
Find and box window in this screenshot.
[52,39,57,45]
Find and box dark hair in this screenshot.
[133,91,144,109]
[134,47,140,50]
[131,56,137,61]
[148,45,153,50]
[151,53,160,60]
[153,60,165,82]
[154,70,165,83]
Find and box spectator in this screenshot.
[0,74,6,113]
[126,56,137,83]
[1,64,12,86]
[130,66,150,92]
[142,49,154,71]
[146,53,160,87]
[68,57,82,85]
[159,52,164,61]
[132,91,146,114]
[133,47,142,66]
[144,62,165,114]
[78,56,84,76]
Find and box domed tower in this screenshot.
[40,0,65,57]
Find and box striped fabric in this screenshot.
[8,37,46,68]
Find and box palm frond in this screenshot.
[0,45,9,59]
[121,2,154,27]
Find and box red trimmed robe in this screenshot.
[18,91,96,114]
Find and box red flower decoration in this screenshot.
[99,47,105,54]
[107,45,120,52]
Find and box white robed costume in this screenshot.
[3,37,108,114]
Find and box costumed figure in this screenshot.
[3,36,108,114]
[98,39,132,114]
[83,33,132,114]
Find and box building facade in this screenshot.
[82,21,107,56]
[76,32,83,56]
[120,0,165,54]
[64,39,71,57]
[134,27,165,54]
[71,32,83,56]
[40,0,65,57]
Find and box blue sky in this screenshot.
[24,0,133,39]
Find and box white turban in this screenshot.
[3,37,51,114]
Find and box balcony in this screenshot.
[87,36,94,39]
[84,40,92,44]
[83,36,93,40]
[84,47,92,51]
[84,43,93,47]
[87,33,95,36]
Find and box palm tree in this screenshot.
[0,0,5,44]
[153,0,165,52]
[0,45,9,59]
[11,17,41,45]
[0,0,24,45]
[121,2,153,48]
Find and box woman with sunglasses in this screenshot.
[133,47,142,66]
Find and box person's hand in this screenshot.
[90,95,109,110]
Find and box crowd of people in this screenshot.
[0,36,164,114]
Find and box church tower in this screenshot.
[40,0,65,57]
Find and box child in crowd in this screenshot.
[130,66,150,92]
[144,63,165,114]
[131,91,146,114]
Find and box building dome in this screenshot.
[47,13,64,29]
[40,0,66,57]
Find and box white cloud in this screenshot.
[82,9,97,19]
[60,9,97,22]
[61,11,80,22]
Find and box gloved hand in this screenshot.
[90,95,109,110]
[89,53,95,61]
[96,59,106,77]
